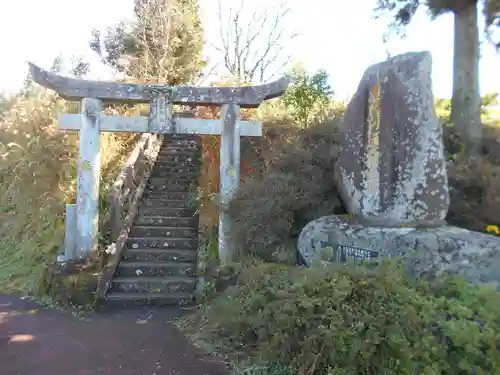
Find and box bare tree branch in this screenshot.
[193,63,220,86]
[214,0,296,83]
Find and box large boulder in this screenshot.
[298,215,500,286]
[336,51,449,226]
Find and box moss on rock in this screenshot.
[39,259,100,308]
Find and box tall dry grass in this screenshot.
[0,90,135,294]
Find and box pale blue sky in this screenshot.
[0,0,498,100]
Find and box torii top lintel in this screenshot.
[28,63,289,108]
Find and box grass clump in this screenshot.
[195,225,268,303]
[194,262,500,375]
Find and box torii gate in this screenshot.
[28,63,289,263]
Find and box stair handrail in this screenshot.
[106,133,159,242]
[61,133,161,262]
[95,132,162,301]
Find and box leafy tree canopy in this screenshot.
[375,0,499,47]
[90,0,206,84]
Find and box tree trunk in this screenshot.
[451,2,482,155]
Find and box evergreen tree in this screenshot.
[90,0,206,84]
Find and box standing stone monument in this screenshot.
[298,51,500,287]
[335,51,449,227]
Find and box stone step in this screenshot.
[157,152,200,159]
[104,292,194,307]
[159,140,198,145]
[150,170,199,179]
[161,137,199,143]
[126,237,197,250]
[163,133,200,143]
[148,177,196,186]
[153,164,199,173]
[157,147,200,155]
[145,186,197,195]
[151,165,199,173]
[141,198,194,209]
[152,161,199,168]
[129,226,197,238]
[110,276,197,294]
[172,146,199,151]
[116,261,196,277]
[138,206,197,217]
[166,140,200,148]
[152,163,199,171]
[123,248,197,263]
[156,154,199,163]
[141,196,193,205]
[144,183,196,193]
[145,184,196,193]
[141,191,190,200]
[134,215,197,227]
[163,136,200,143]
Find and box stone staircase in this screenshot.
[104,134,201,308]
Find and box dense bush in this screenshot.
[199,262,500,375]
[443,115,500,231]
[446,151,500,231]
[190,92,500,375]
[228,118,346,262]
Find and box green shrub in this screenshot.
[228,120,346,262]
[282,68,333,127]
[200,262,500,375]
[197,226,220,276]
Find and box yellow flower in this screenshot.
[486,225,499,235]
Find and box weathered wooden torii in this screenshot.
[28,63,289,263]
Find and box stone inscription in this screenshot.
[321,241,379,264]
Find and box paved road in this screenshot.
[0,294,229,375]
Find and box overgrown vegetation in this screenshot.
[228,117,345,262]
[0,88,135,294]
[187,88,500,373]
[1,3,499,373]
[439,93,500,231]
[186,261,500,375]
[0,0,208,297]
[223,91,500,265]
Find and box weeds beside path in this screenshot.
[0,294,229,375]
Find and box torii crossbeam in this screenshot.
[28,63,289,107]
